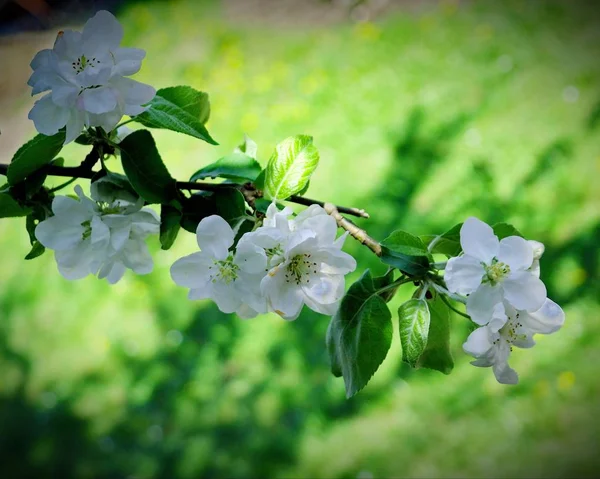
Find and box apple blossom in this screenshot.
[27,10,155,144]
[444,217,546,327]
[463,298,565,384]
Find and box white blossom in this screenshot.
[27,10,155,144]
[444,217,546,327]
[463,298,565,384]
[242,203,356,320]
[35,185,159,283]
[170,215,267,318]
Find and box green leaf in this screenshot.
[189,153,261,183]
[0,192,32,217]
[420,223,463,257]
[160,204,182,250]
[326,269,393,398]
[91,172,140,204]
[180,193,219,233]
[234,134,258,159]
[254,169,266,190]
[416,294,454,374]
[380,230,431,276]
[398,298,430,367]
[296,180,310,197]
[215,189,247,226]
[7,131,65,184]
[264,135,319,200]
[25,241,45,260]
[134,86,216,144]
[493,222,523,239]
[119,130,178,204]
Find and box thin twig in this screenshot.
[438,291,472,320]
[0,163,370,219]
[323,202,382,256]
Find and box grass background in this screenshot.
[0,0,599,477]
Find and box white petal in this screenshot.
[30,48,53,69]
[493,362,519,385]
[122,240,153,275]
[28,93,69,136]
[196,215,234,260]
[53,30,82,59]
[463,327,493,358]
[528,240,545,261]
[444,255,485,295]
[112,76,156,107]
[86,109,123,133]
[110,224,131,251]
[170,252,213,289]
[105,261,127,284]
[529,259,540,278]
[65,109,86,145]
[236,303,260,319]
[211,281,242,314]
[52,195,90,222]
[503,272,546,311]
[51,79,79,107]
[466,283,503,325]
[460,217,499,263]
[497,236,534,271]
[332,231,349,250]
[54,242,93,280]
[302,274,345,314]
[261,273,304,320]
[91,215,110,245]
[522,298,565,335]
[317,247,357,275]
[487,302,507,332]
[235,241,267,274]
[297,211,337,245]
[81,10,123,54]
[112,47,146,75]
[78,87,118,114]
[35,216,83,250]
[188,287,212,301]
[285,229,317,257]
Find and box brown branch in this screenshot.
[323,202,382,256]
[0,163,370,219]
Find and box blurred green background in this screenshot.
[1,0,599,477]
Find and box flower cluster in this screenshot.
[27,10,155,144]
[444,217,565,383]
[35,183,160,283]
[170,203,357,319]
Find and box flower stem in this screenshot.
[48,177,78,193]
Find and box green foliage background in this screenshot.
[1,1,599,477]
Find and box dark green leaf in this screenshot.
[7,131,65,184]
[264,135,319,200]
[160,204,182,250]
[215,189,247,226]
[180,193,219,233]
[420,222,463,257]
[0,192,32,217]
[416,294,454,374]
[25,241,45,260]
[381,230,431,276]
[91,172,139,204]
[493,222,523,239]
[134,87,216,144]
[398,298,430,367]
[372,269,398,302]
[190,153,262,183]
[326,269,393,398]
[254,169,266,190]
[119,130,178,204]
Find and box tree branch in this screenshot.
[323,202,382,256]
[0,163,370,218]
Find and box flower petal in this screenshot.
[445,254,485,295]
[466,283,503,325]
[460,217,499,263]
[65,109,86,145]
[317,247,357,275]
[196,215,234,260]
[54,241,93,280]
[28,93,69,136]
[112,76,156,108]
[522,298,565,334]
[302,274,345,315]
[112,47,146,75]
[261,273,304,320]
[91,215,110,245]
[210,281,242,314]
[81,10,123,54]
[235,241,267,275]
[105,261,127,284]
[170,252,213,289]
[463,326,493,358]
[492,362,519,385]
[78,86,118,114]
[122,240,153,275]
[503,271,546,311]
[52,195,90,222]
[35,216,84,250]
[497,236,534,271]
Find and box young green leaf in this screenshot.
[7,131,65,185]
[493,222,523,239]
[380,230,431,276]
[214,189,247,226]
[420,222,462,257]
[160,204,182,250]
[24,241,45,260]
[398,298,430,367]
[416,294,454,374]
[119,130,178,204]
[189,153,262,183]
[264,135,319,200]
[326,269,393,398]
[134,86,216,144]
[0,192,32,217]
[234,134,258,159]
